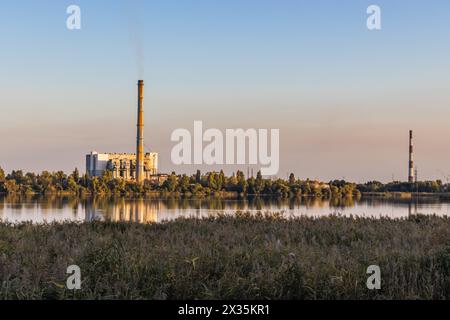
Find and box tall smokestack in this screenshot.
[136,80,144,183]
[408,130,414,183]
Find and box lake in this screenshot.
[0,195,449,224]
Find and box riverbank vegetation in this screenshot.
[0,167,358,197]
[0,213,448,299]
[0,166,448,197]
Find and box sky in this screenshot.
[1,0,450,182]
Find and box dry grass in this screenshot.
[0,213,449,300]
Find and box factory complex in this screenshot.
[86,80,166,184]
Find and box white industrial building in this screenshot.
[86,151,158,181]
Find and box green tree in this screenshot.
[207,172,218,191]
[289,173,296,185]
[53,171,67,191]
[179,174,190,192]
[90,177,101,194]
[9,170,25,185]
[430,181,440,193]
[330,185,340,196]
[247,176,256,194]
[67,176,79,194]
[217,170,225,191]
[71,168,80,183]
[38,171,53,193]
[4,180,20,194]
[163,173,178,192]
[302,180,312,195]
[255,171,264,194]
[236,170,247,194]
[0,167,8,193]
[227,173,238,191]
[195,170,201,183]
[190,183,203,195]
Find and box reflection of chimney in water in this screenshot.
[415,167,418,184]
[408,130,414,183]
[136,80,144,183]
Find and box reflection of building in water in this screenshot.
[86,152,158,181]
[85,199,159,223]
[110,200,159,223]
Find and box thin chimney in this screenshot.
[136,80,144,183]
[408,130,414,183]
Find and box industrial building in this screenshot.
[86,80,166,183]
[86,152,158,180]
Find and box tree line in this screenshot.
[0,166,447,197]
[0,167,359,197]
[357,180,448,193]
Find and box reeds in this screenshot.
[0,213,448,300]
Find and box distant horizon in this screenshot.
[1,1,450,182]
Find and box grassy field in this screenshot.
[0,213,448,300]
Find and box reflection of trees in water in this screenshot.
[2,194,449,223]
[360,195,443,212]
[80,195,369,221]
[0,194,82,212]
[154,196,362,212]
[81,194,445,222]
[160,197,229,211]
[249,197,269,211]
[162,197,248,211]
[329,196,356,209]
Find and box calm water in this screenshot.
[0,195,449,224]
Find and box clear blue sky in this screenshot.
[1,0,450,182]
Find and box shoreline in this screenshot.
[2,191,450,199]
